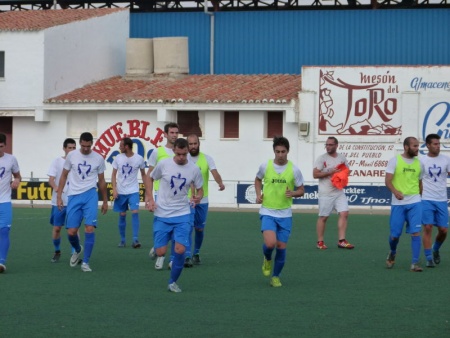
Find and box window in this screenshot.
[223,111,239,138]
[177,111,202,137]
[266,111,283,138]
[0,51,4,78]
[0,117,13,154]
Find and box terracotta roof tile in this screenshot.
[46,74,301,104]
[0,8,126,31]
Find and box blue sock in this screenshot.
[0,227,10,265]
[84,232,95,264]
[424,248,432,261]
[185,227,193,258]
[263,244,274,261]
[170,239,175,262]
[411,235,421,264]
[273,248,286,277]
[433,241,443,252]
[53,238,61,252]
[68,234,81,253]
[118,215,126,242]
[389,236,399,254]
[169,252,184,284]
[131,213,139,242]
[194,229,204,255]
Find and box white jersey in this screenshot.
[148,146,174,167]
[63,149,106,195]
[420,154,450,201]
[47,157,70,205]
[112,153,145,195]
[151,157,203,218]
[314,152,348,197]
[386,156,423,206]
[188,152,216,204]
[0,153,20,203]
[256,161,304,218]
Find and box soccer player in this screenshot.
[313,137,354,249]
[185,134,225,266]
[385,136,423,272]
[255,136,304,287]
[145,138,203,292]
[47,138,76,263]
[57,132,108,272]
[0,133,21,273]
[419,133,450,267]
[112,137,147,248]
[147,122,178,270]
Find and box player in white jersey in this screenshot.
[47,138,76,263]
[112,137,147,248]
[419,133,450,267]
[0,133,21,273]
[145,138,203,292]
[313,136,354,250]
[57,132,108,272]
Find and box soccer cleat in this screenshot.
[168,282,182,293]
[155,256,165,270]
[262,257,272,277]
[193,254,201,265]
[184,257,193,268]
[386,252,396,269]
[0,263,5,273]
[51,252,61,263]
[337,240,355,249]
[317,241,328,250]
[118,241,126,248]
[81,262,92,272]
[426,259,435,268]
[433,250,441,265]
[149,247,156,260]
[131,240,141,249]
[69,245,83,267]
[270,276,282,287]
[410,263,423,272]
[168,261,173,270]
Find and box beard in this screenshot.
[189,148,199,156]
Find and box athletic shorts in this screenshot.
[50,205,66,226]
[389,202,422,237]
[0,202,12,228]
[422,200,449,228]
[113,192,140,213]
[260,215,292,243]
[193,203,208,230]
[153,214,191,249]
[66,188,99,229]
[318,193,349,217]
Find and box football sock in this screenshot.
[273,248,286,277]
[169,252,184,284]
[411,235,421,264]
[118,214,126,242]
[0,227,10,265]
[68,234,81,253]
[389,236,399,254]
[84,232,95,264]
[263,244,274,261]
[131,213,139,242]
[170,239,175,262]
[433,241,443,252]
[424,248,432,261]
[185,226,193,258]
[194,229,204,255]
[53,238,61,252]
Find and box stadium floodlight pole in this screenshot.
[204,0,214,75]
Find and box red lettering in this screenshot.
[128,120,142,138]
[139,120,151,141]
[93,140,110,158]
[110,122,124,141]
[150,128,164,147]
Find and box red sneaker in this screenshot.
[338,240,354,249]
[317,241,328,250]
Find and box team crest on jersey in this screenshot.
[78,161,92,179]
[428,164,442,182]
[121,163,133,179]
[170,173,187,196]
[0,167,5,179]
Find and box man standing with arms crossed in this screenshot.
[385,136,423,272]
[146,138,203,292]
[185,134,225,266]
[313,137,354,250]
[0,133,21,273]
[48,138,76,263]
[420,133,450,267]
[112,137,147,248]
[57,132,108,272]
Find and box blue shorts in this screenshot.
[113,193,140,213]
[422,200,449,228]
[260,215,292,243]
[50,205,66,226]
[66,188,99,229]
[390,202,423,237]
[153,214,191,249]
[193,203,208,230]
[0,202,12,228]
